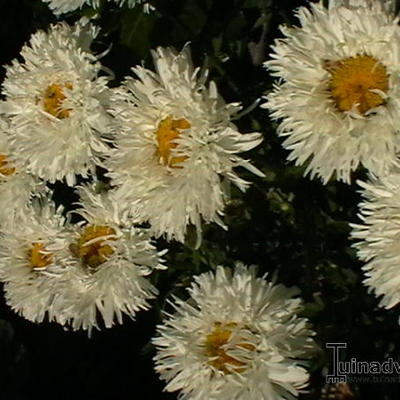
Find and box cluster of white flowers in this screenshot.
[0,0,363,398]
[0,188,167,335]
[9,0,400,397]
[0,2,264,340]
[264,0,400,340]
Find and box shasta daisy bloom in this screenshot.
[153,264,315,400]
[351,173,400,310]
[42,0,150,15]
[107,47,263,244]
[0,200,72,324]
[0,20,112,186]
[263,0,400,184]
[58,186,166,333]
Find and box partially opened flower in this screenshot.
[263,0,400,183]
[58,186,166,334]
[351,173,400,310]
[0,200,72,324]
[107,47,263,244]
[0,20,112,186]
[153,264,315,400]
[42,0,150,15]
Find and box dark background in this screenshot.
[1,1,400,399]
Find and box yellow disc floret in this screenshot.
[203,322,255,374]
[155,116,190,167]
[0,154,15,177]
[43,83,73,119]
[28,242,53,269]
[75,225,116,269]
[326,55,389,115]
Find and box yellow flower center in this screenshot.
[155,116,190,167]
[0,154,15,176]
[75,225,116,268]
[203,322,255,374]
[28,242,53,269]
[326,55,389,115]
[43,83,73,119]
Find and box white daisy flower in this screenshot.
[263,0,400,184]
[0,20,112,186]
[351,173,400,310]
[107,47,263,244]
[58,185,166,334]
[153,264,315,400]
[42,0,150,15]
[0,199,72,324]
